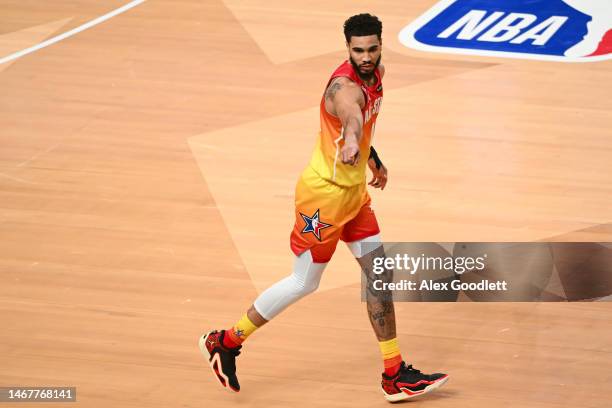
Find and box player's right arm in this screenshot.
[324,77,365,166]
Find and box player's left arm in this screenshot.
[368,146,388,190]
[368,63,388,190]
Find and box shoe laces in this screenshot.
[228,345,242,357]
[400,362,420,374]
[218,330,242,356]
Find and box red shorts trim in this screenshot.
[290,198,380,263]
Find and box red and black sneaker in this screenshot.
[381,361,448,402]
[199,330,242,392]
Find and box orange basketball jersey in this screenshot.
[307,60,384,187]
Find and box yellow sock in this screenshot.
[224,314,259,347]
[379,338,403,376]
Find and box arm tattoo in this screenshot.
[325,81,343,101]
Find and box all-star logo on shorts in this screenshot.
[300,209,332,241]
[399,0,612,62]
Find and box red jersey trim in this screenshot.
[321,60,381,122]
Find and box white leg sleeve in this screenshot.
[346,233,382,258]
[253,250,327,321]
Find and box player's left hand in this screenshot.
[368,158,388,190]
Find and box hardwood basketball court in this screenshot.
[1,1,611,407]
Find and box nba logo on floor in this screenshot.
[399,0,612,62]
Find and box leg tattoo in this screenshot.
[358,245,397,341]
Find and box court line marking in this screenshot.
[0,0,147,65]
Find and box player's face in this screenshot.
[347,35,381,80]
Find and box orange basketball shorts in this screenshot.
[290,166,380,263]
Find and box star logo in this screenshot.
[300,209,332,241]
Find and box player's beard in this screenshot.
[350,55,381,82]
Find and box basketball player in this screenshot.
[199,14,448,402]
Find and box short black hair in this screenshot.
[343,13,382,43]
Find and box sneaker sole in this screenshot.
[383,375,449,402]
[199,332,239,393]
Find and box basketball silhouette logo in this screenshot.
[399,0,612,62]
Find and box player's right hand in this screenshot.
[341,140,360,166]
